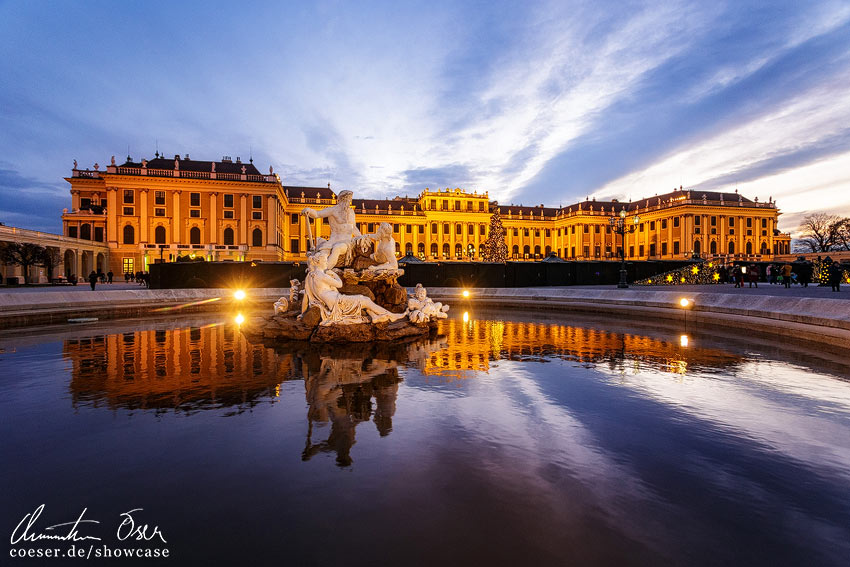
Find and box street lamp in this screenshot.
[609,208,640,288]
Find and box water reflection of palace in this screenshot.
[427,317,743,378]
[66,323,288,413]
[64,316,742,466]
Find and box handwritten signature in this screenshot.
[11,505,166,545]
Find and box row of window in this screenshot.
[121,191,266,209]
[425,199,487,212]
[118,225,264,247]
[118,206,262,220]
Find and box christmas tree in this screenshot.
[482,210,508,262]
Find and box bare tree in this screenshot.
[833,218,850,251]
[0,242,47,284]
[40,246,62,279]
[795,213,843,252]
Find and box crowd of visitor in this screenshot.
[716,257,844,292]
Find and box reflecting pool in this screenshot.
[1,310,849,566]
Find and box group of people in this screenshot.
[124,271,150,287]
[86,270,149,290]
[717,259,844,291]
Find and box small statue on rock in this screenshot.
[273,297,289,314]
[289,278,303,304]
[407,284,449,323]
[366,222,399,272]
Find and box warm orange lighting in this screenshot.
[235,313,245,325]
[234,289,246,301]
[462,311,470,322]
[679,298,691,308]
[680,335,689,347]
[462,290,470,298]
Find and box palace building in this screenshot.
[59,153,791,276]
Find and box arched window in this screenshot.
[710,240,717,254]
[728,241,735,254]
[455,243,463,258]
[746,241,752,255]
[395,242,400,255]
[760,241,768,254]
[545,245,551,256]
[405,242,413,254]
[80,224,91,240]
[467,243,475,259]
[223,227,234,246]
[155,226,166,244]
[693,239,701,255]
[418,242,425,258]
[431,243,438,257]
[534,245,541,257]
[512,245,519,258]
[252,228,263,247]
[523,245,530,258]
[190,227,201,245]
[479,243,485,258]
[442,243,450,258]
[123,225,134,245]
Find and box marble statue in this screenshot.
[300,190,362,268]
[366,222,399,272]
[407,284,449,323]
[301,253,406,326]
[289,279,302,304]
[273,297,289,314]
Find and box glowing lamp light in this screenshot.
[666,275,673,282]
[680,335,689,347]
[235,313,245,325]
[691,266,699,274]
[462,290,470,298]
[680,276,686,283]
[462,311,470,322]
[679,298,693,308]
[234,289,246,301]
[712,273,720,281]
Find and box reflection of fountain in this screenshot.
[266,340,447,467]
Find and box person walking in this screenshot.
[829,261,843,292]
[107,270,113,284]
[781,262,793,289]
[732,265,742,288]
[88,270,98,291]
[765,264,773,284]
[748,263,760,288]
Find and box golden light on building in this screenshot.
[62,157,789,275]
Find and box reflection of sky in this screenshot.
[397,356,850,564]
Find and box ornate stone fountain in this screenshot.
[244,190,449,343]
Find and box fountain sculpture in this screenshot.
[244,190,449,343]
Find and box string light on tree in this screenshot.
[482,210,508,263]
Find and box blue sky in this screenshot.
[1,0,849,236]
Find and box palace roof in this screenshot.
[121,155,263,176]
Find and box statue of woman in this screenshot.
[303,254,406,325]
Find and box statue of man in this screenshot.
[301,190,361,268]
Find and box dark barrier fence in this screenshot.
[151,260,701,289]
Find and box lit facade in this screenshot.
[62,154,791,274]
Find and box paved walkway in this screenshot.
[1,282,846,297]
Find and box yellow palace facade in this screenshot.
[62,154,791,275]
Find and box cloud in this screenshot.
[0,166,67,232]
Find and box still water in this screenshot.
[1,310,849,566]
